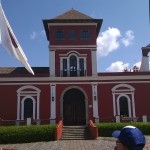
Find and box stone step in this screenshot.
[61,126,90,140]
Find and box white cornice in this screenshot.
[0,75,150,83]
[48,23,97,26]
[59,51,87,57]
[1,80,150,86]
[50,45,97,49]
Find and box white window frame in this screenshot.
[21,96,36,120]
[16,85,41,121]
[60,51,87,77]
[112,84,135,117]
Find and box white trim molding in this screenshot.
[92,83,99,123]
[16,85,41,121]
[60,85,89,124]
[112,84,136,117]
[21,96,36,120]
[60,51,87,77]
[50,84,56,124]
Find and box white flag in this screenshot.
[0,4,34,75]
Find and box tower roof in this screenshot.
[43,9,103,40]
[54,9,93,20]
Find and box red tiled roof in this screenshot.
[54,9,93,20]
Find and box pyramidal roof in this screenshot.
[43,9,103,40]
[54,9,93,20]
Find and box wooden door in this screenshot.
[63,89,86,125]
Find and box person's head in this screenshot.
[112,125,145,150]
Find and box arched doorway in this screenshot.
[63,88,86,125]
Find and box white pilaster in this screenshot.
[60,58,63,77]
[91,50,97,76]
[67,58,70,77]
[112,93,116,116]
[50,84,56,124]
[50,51,55,76]
[37,93,40,120]
[131,92,136,117]
[84,58,87,76]
[92,84,99,121]
[17,94,20,120]
[77,57,79,76]
[128,99,131,117]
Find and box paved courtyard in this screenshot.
[0,136,150,150]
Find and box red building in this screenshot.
[0,9,150,125]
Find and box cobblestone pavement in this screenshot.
[0,136,150,150]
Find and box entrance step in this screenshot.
[61,126,91,140]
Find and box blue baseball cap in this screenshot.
[112,125,145,150]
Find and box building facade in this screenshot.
[0,9,150,126]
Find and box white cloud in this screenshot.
[30,30,46,40]
[97,28,134,59]
[106,61,129,72]
[97,27,121,57]
[121,30,134,47]
[41,30,46,37]
[30,31,37,40]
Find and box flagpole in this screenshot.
[0,3,34,75]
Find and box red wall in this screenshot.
[55,84,93,123]
[97,84,114,121]
[132,83,150,117]
[1,80,150,124]
[0,85,18,120]
[97,82,150,121]
[49,25,97,45]
[36,85,50,120]
[0,84,50,123]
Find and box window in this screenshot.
[63,59,67,77]
[79,58,84,76]
[119,96,129,117]
[80,30,90,40]
[61,55,86,77]
[24,98,33,119]
[69,30,76,40]
[55,30,64,40]
[70,55,77,77]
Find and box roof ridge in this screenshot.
[54,9,93,20]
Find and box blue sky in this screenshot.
[0,0,149,72]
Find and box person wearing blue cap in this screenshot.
[112,125,145,150]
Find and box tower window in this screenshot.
[79,58,84,76]
[60,55,86,77]
[69,30,77,40]
[55,30,64,40]
[70,55,77,77]
[80,30,90,40]
[63,59,67,77]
